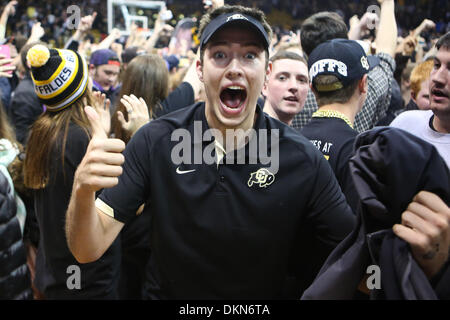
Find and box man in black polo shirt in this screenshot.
[300,39,377,213]
[65,5,358,299]
[66,5,450,300]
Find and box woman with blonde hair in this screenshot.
[23,45,120,299]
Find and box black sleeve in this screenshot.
[305,150,356,246]
[64,38,80,52]
[430,259,450,299]
[11,88,43,145]
[292,150,356,294]
[336,139,359,215]
[156,82,194,117]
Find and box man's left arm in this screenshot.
[305,151,356,246]
[353,0,397,132]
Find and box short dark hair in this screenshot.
[312,75,359,106]
[300,11,348,57]
[436,31,450,51]
[198,5,272,65]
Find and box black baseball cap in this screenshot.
[308,39,379,92]
[199,12,270,51]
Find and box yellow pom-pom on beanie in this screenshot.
[26,45,50,68]
[29,46,89,112]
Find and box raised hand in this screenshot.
[30,22,45,41]
[203,0,224,10]
[117,94,150,136]
[130,21,138,33]
[78,11,97,33]
[0,54,15,77]
[74,106,125,193]
[92,91,112,135]
[421,19,436,31]
[111,28,121,40]
[402,33,417,56]
[359,11,379,30]
[3,1,17,17]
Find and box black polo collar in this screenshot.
[187,102,272,163]
[189,102,267,142]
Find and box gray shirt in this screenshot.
[390,109,450,169]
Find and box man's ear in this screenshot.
[359,74,368,94]
[196,59,204,83]
[410,90,417,102]
[262,81,268,97]
[309,82,321,101]
[265,61,272,83]
[88,64,96,77]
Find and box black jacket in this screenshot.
[11,75,43,145]
[0,169,32,299]
[301,127,450,300]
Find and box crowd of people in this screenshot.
[0,0,449,301]
[1,1,449,50]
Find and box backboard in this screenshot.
[107,0,166,36]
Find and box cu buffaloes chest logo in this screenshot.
[247,168,275,188]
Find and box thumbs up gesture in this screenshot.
[74,106,126,193]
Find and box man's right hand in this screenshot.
[74,106,125,194]
[30,22,45,41]
[78,12,97,34]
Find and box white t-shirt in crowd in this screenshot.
[390,110,450,168]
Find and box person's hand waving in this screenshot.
[92,91,112,136]
[117,94,150,136]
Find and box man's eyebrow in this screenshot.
[208,40,264,48]
[243,41,265,48]
[208,40,228,47]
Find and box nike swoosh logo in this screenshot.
[176,167,196,174]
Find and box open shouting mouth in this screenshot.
[220,85,248,115]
